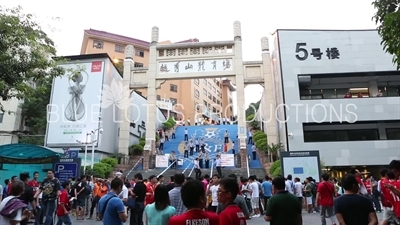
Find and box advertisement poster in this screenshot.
[155,155,169,168]
[280,150,321,182]
[46,61,104,147]
[221,154,234,167]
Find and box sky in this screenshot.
[3,0,378,108]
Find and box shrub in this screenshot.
[100,158,118,167]
[129,144,144,156]
[256,139,268,152]
[269,160,281,176]
[246,114,260,130]
[139,137,145,147]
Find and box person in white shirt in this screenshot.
[0,184,3,202]
[248,129,253,145]
[115,172,128,203]
[294,177,304,206]
[251,144,257,160]
[231,141,235,154]
[184,128,188,141]
[159,137,165,152]
[285,174,294,194]
[207,174,220,212]
[215,155,222,177]
[194,139,200,152]
[249,176,260,217]
[194,158,201,179]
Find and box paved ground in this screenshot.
[66,211,384,225]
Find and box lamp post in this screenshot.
[89,127,103,169]
[77,133,91,175]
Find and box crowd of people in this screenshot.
[2,159,400,225]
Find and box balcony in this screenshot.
[201,106,220,121]
[298,72,400,100]
[156,100,173,111]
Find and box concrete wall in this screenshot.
[0,98,24,145]
[275,30,400,166]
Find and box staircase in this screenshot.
[125,167,267,182]
[160,125,262,169]
[111,155,143,178]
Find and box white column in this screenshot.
[233,21,248,167]
[261,37,278,145]
[118,45,134,155]
[369,80,378,97]
[144,27,159,153]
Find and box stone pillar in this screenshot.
[233,21,247,170]
[261,37,278,146]
[143,26,159,170]
[369,80,378,97]
[118,45,134,159]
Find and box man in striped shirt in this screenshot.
[169,173,186,215]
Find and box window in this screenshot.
[203,79,207,85]
[217,91,221,98]
[217,100,220,104]
[170,84,178,92]
[387,128,400,140]
[156,95,161,100]
[203,100,208,107]
[304,130,379,142]
[194,79,199,86]
[134,62,143,67]
[115,44,125,53]
[170,98,178,105]
[208,82,212,89]
[212,96,216,103]
[208,93,212,100]
[203,88,207,96]
[212,107,216,113]
[230,106,233,112]
[194,89,200,98]
[0,112,4,123]
[212,86,216,93]
[136,50,145,57]
[93,40,103,49]
[229,98,232,104]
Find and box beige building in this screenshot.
[80,29,235,123]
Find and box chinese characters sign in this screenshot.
[295,43,340,61]
[158,59,233,74]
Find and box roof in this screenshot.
[85,29,150,47]
[222,79,236,91]
[0,143,63,159]
[84,29,199,46]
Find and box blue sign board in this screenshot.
[67,150,79,158]
[53,158,81,183]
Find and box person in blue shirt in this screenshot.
[98,178,127,225]
[261,175,273,211]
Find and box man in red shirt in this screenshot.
[387,160,400,221]
[316,173,336,225]
[28,172,40,195]
[380,168,397,225]
[217,178,246,225]
[145,175,157,205]
[168,180,219,225]
[56,181,72,224]
[7,175,18,195]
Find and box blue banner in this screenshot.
[53,158,81,183]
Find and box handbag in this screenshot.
[125,196,136,208]
[0,197,27,218]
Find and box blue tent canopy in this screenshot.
[0,143,63,159]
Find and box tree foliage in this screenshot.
[0,6,65,111]
[372,0,400,68]
[245,100,260,117]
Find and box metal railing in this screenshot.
[210,159,214,176]
[188,163,195,177]
[157,159,178,178]
[246,154,250,178]
[182,159,193,174]
[126,156,144,178]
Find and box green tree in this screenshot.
[0,6,65,111]
[246,114,260,130]
[245,100,260,117]
[18,77,53,145]
[372,0,400,68]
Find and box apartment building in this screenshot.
[257,29,400,173]
[80,29,235,122]
[0,99,25,144]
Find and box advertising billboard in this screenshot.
[46,61,104,147]
[280,150,321,182]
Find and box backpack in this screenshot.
[85,183,92,196]
[310,183,317,195]
[0,197,27,218]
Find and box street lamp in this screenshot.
[90,127,103,169]
[76,127,103,174]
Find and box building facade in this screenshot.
[80,29,236,122]
[258,29,400,168]
[0,99,25,145]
